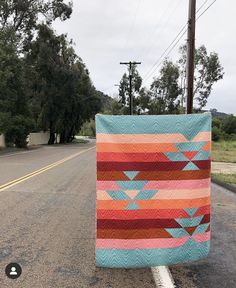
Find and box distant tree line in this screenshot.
[0,0,108,147]
[212,113,236,141]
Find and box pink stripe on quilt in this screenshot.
[144,179,210,190]
[96,237,189,249]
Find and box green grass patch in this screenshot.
[212,141,236,163]
[212,173,236,187]
[72,138,89,144]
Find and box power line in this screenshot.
[136,0,178,59]
[142,0,217,84]
[196,0,217,20]
[196,0,209,13]
[143,24,188,82]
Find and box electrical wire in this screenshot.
[142,24,187,82]
[196,0,209,13]
[196,0,217,20]
[142,0,217,84]
[136,0,176,59]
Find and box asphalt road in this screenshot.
[0,144,156,288]
[0,144,235,288]
[170,183,236,288]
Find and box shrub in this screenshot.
[79,119,96,137]
[212,126,223,141]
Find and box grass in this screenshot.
[212,141,236,186]
[72,138,89,144]
[212,141,236,163]
[212,173,236,187]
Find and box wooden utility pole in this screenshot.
[120,61,141,115]
[186,0,196,114]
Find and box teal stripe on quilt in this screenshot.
[96,113,211,140]
[96,239,210,268]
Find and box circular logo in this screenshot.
[5,263,22,279]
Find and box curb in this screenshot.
[212,177,236,193]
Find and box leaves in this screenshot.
[179,44,224,109]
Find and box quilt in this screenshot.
[96,113,211,268]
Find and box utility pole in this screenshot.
[186,0,196,114]
[120,61,141,115]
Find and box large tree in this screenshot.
[0,0,72,50]
[178,45,224,109]
[27,25,101,144]
[137,45,224,115]
[149,59,182,114]
[0,28,33,147]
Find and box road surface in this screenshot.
[0,144,156,288]
[0,144,235,287]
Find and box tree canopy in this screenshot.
[117,45,224,115]
[0,1,107,147]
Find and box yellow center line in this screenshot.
[0,146,95,192]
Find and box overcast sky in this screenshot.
[54,0,236,114]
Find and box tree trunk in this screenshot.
[48,122,55,145]
[60,131,66,144]
[48,131,55,145]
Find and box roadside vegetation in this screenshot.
[211,114,236,186]
[0,0,112,148]
[212,173,236,187]
[212,141,236,163]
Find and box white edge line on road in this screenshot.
[0,149,41,158]
[151,266,176,288]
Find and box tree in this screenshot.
[222,115,236,135]
[27,25,101,144]
[0,0,72,50]
[0,28,33,147]
[178,45,224,109]
[136,87,151,114]
[119,65,142,114]
[149,60,182,114]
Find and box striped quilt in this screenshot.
[95,113,211,268]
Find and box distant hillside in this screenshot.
[208,109,229,118]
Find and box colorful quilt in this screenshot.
[96,113,211,268]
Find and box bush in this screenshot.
[79,119,96,137]
[5,115,34,148]
[222,115,236,135]
[212,126,223,141]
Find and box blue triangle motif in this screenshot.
[184,208,198,217]
[124,171,140,180]
[125,201,139,210]
[183,162,199,171]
